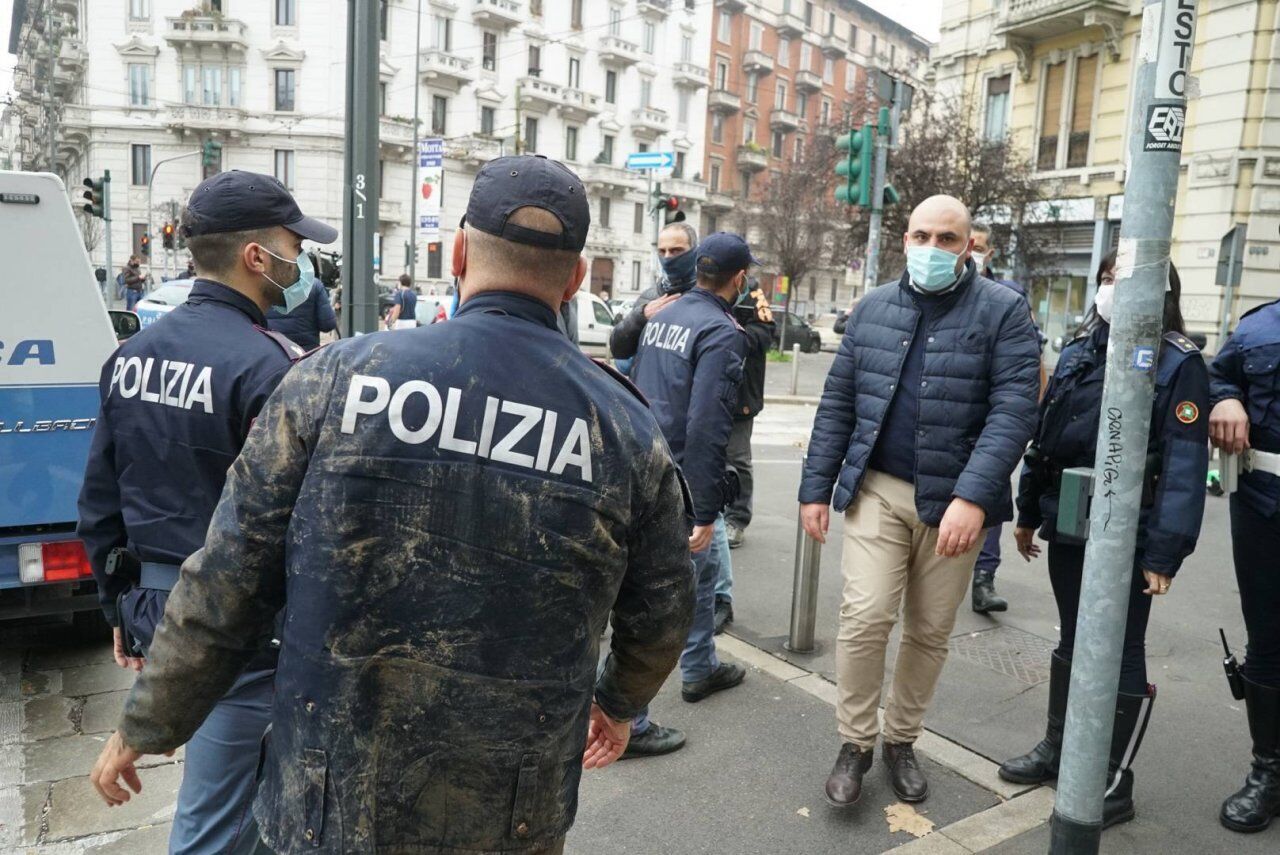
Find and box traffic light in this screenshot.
[139,233,151,257]
[882,184,901,206]
[201,139,223,177]
[656,195,683,224]
[162,222,175,250]
[82,173,108,219]
[835,125,872,207]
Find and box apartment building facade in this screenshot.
[703,0,931,315]
[6,0,710,297]
[932,0,1280,352]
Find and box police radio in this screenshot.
[1220,628,1246,701]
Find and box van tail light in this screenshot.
[18,540,94,584]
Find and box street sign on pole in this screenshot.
[625,151,675,171]
[1050,1,1199,852]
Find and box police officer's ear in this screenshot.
[560,256,588,306]
[451,230,467,279]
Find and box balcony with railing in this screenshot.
[631,106,670,140]
[379,117,415,153]
[638,0,672,19]
[578,162,642,193]
[996,0,1128,42]
[770,108,800,132]
[664,176,708,203]
[447,134,505,167]
[518,75,562,111]
[707,89,742,114]
[795,69,822,93]
[165,105,247,138]
[737,144,768,172]
[164,15,249,50]
[472,0,522,29]
[776,11,805,38]
[742,50,774,76]
[715,0,747,12]
[560,87,601,122]
[598,35,641,67]
[420,49,474,87]
[379,199,403,224]
[703,190,736,212]
[820,32,847,58]
[673,61,709,89]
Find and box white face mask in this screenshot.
[971,251,989,269]
[1095,284,1115,324]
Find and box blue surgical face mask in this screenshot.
[906,245,963,292]
[659,250,698,295]
[263,246,315,315]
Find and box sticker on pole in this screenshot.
[1144,102,1185,152]
[1132,345,1155,372]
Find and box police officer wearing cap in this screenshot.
[78,170,338,855]
[1001,252,1208,829]
[624,232,753,757]
[88,156,694,855]
[1209,294,1280,834]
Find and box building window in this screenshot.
[743,118,755,145]
[275,0,296,26]
[274,150,295,189]
[432,15,452,50]
[1038,61,1066,170]
[602,134,615,163]
[771,130,784,158]
[776,81,788,110]
[379,0,388,40]
[797,92,808,118]
[274,68,296,111]
[1068,55,1097,167]
[740,170,752,199]
[711,112,724,144]
[130,144,151,186]
[568,57,581,88]
[778,38,790,67]
[431,95,448,135]
[633,202,644,233]
[643,21,656,54]
[749,21,763,50]
[675,151,686,178]
[379,82,388,115]
[605,70,618,104]
[984,74,1011,141]
[891,44,897,66]
[681,35,693,63]
[129,0,149,20]
[600,196,612,228]
[640,77,653,108]
[823,58,834,84]
[849,23,858,50]
[821,98,831,124]
[746,73,758,104]
[800,42,812,71]
[677,89,691,126]
[710,162,721,191]
[530,0,543,16]
[427,241,443,278]
[717,11,731,43]
[480,105,496,136]
[482,31,497,71]
[715,61,729,90]
[827,11,836,35]
[609,6,622,36]
[528,44,541,76]
[183,65,198,104]
[703,213,718,235]
[128,63,151,107]
[804,0,814,26]
[794,136,804,162]
[524,116,539,153]
[632,260,642,291]
[202,66,221,106]
[638,142,649,153]
[228,66,242,107]
[565,126,579,161]
[870,34,878,58]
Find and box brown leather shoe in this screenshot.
[824,743,874,807]
[883,742,929,802]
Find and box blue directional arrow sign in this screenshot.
[625,151,675,170]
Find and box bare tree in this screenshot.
[77,209,102,254]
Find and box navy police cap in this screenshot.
[695,232,761,275]
[465,155,590,252]
[181,170,338,244]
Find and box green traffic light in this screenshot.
[834,125,873,207]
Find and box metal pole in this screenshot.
[789,342,800,395]
[408,0,422,284]
[342,0,381,336]
[787,458,822,653]
[147,150,200,282]
[1050,2,1197,852]
[103,169,113,307]
[862,107,889,293]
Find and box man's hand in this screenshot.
[689,524,714,554]
[800,503,830,544]
[112,628,144,673]
[582,703,630,770]
[1014,527,1041,561]
[643,294,680,320]
[90,731,167,806]
[1142,569,1173,596]
[1209,399,1250,455]
[936,498,986,558]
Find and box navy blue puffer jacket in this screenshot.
[800,265,1041,526]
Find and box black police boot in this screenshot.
[682,662,746,702]
[620,723,686,760]
[713,596,734,636]
[1102,685,1156,829]
[824,743,874,807]
[971,568,1008,614]
[1220,678,1280,833]
[1000,652,1071,784]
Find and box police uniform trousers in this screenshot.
[974,524,1002,577]
[725,417,755,531]
[169,666,275,855]
[836,471,981,749]
[1230,495,1280,687]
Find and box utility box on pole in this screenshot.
[1050,1,1198,852]
[342,0,381,336]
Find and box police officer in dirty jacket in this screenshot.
[89,156,696,855]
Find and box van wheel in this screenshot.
[71,609,112,644]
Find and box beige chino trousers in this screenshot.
[836,470,981,749]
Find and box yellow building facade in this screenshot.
[931,0,1280,352]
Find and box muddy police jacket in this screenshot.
[76,279,298,646]
[116,291,695,855]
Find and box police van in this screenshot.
[0,171,135,637]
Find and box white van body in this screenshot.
[574,291,615,358]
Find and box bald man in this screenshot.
[799,195,1040,808]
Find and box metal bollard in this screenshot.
[787,458,822,653]
[789,343,801,396]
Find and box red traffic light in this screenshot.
[163,223,174,236]
[661,196,680,211]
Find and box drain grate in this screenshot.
[949,626,1056,685]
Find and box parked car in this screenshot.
[575,291,616,358]
[133,279,194,328]
[771,311,823,354]
[812,313,845,352]
[609,298,637,324]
